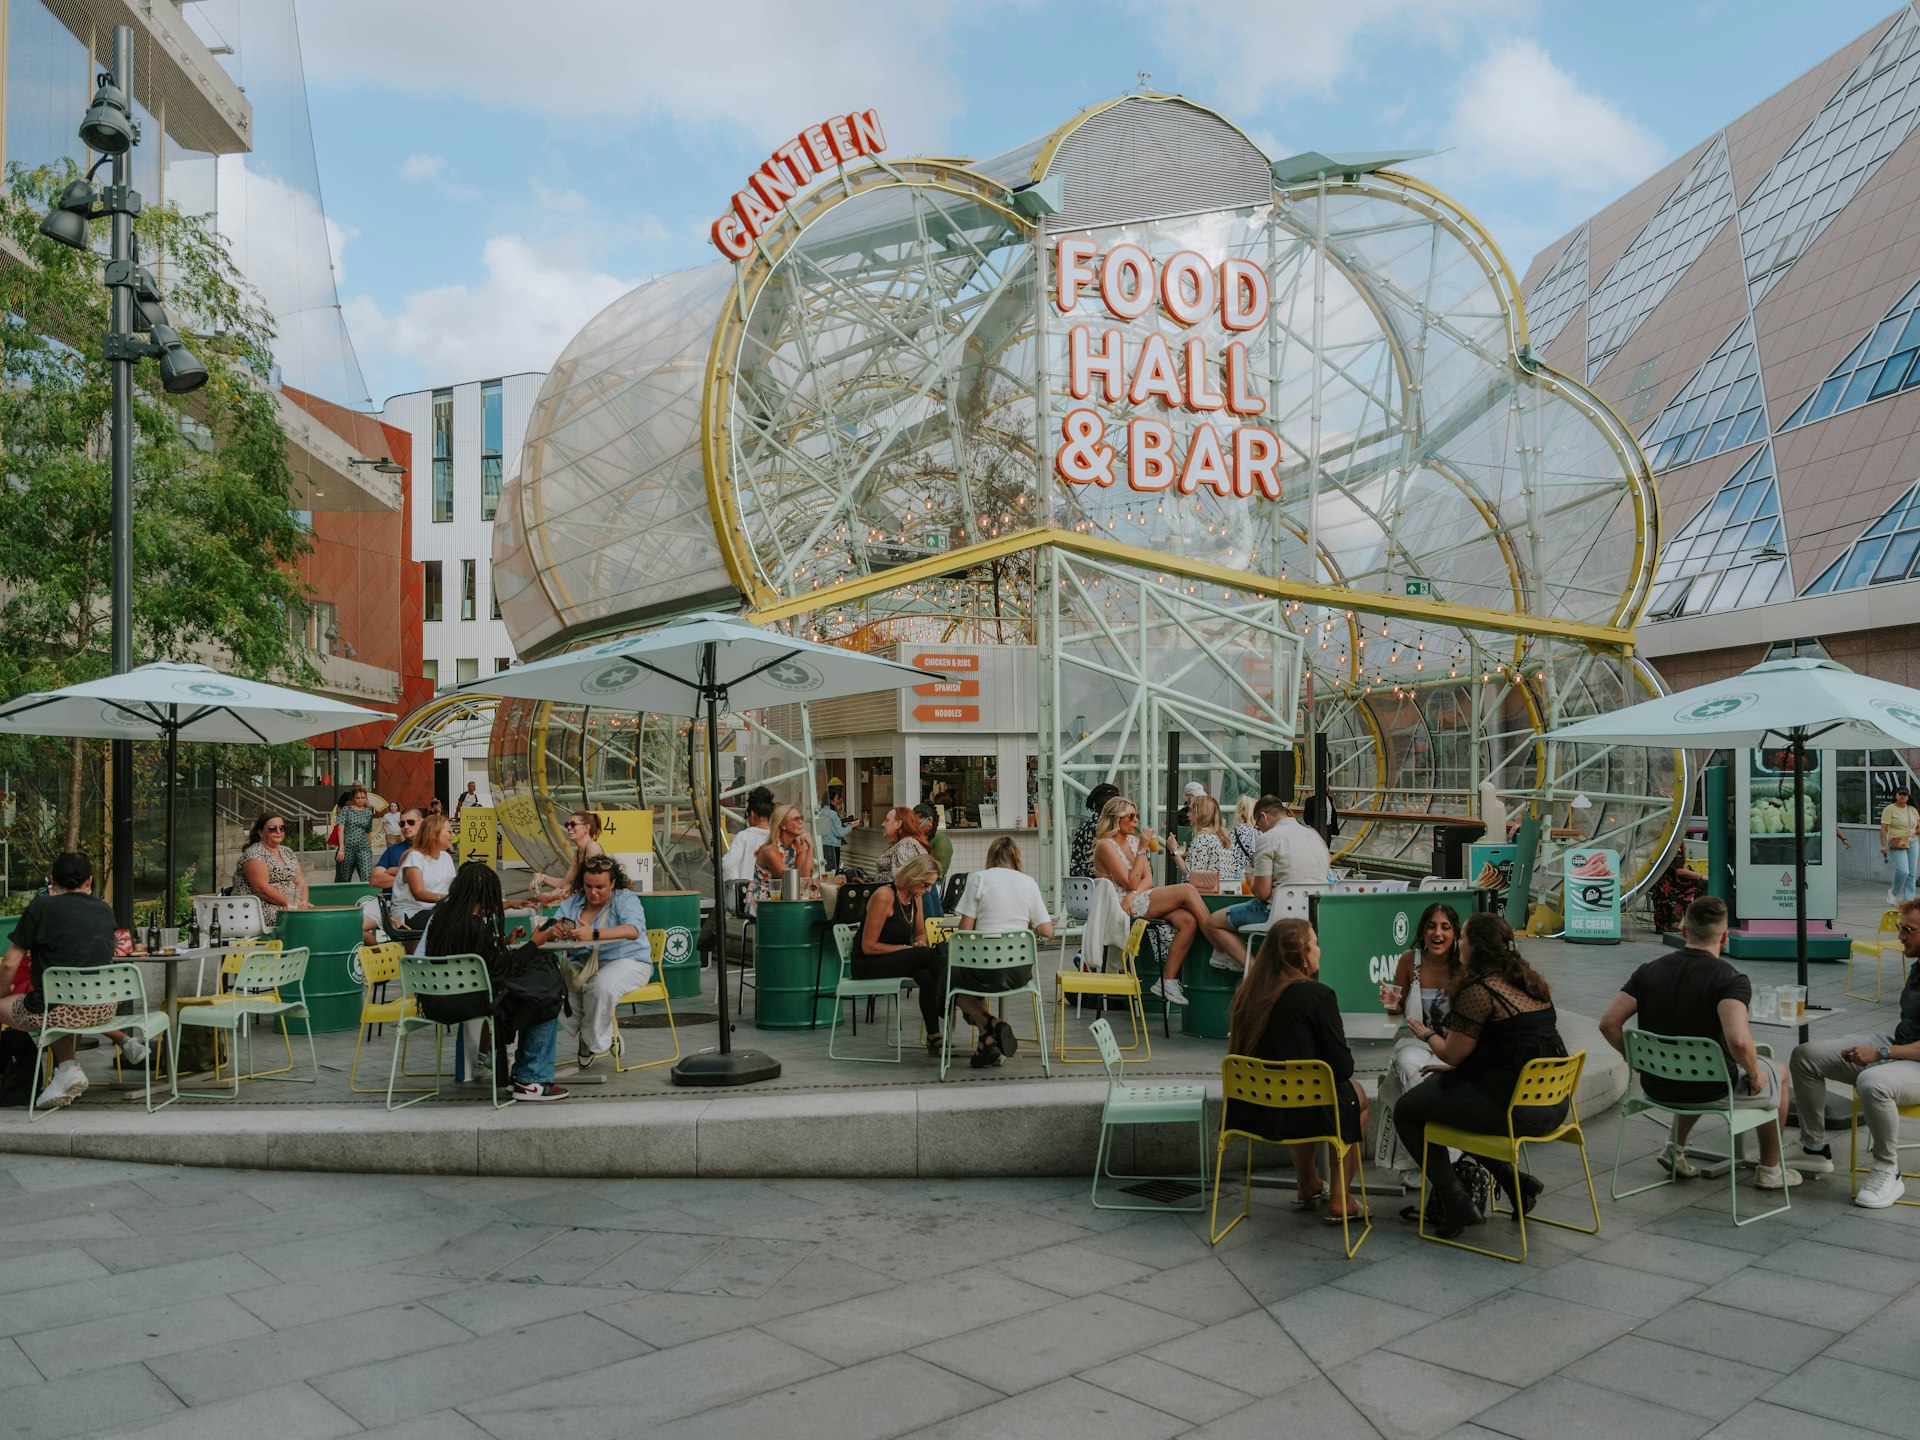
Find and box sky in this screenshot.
[292,0,1909,409]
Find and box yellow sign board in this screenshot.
[457,807,497,867]
[595,808,653,852]
[465,801,654,867]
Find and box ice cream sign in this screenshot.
[1051,237,1284,500]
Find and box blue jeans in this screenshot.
[509,1017,558,1085]
[1891,844,1916,902]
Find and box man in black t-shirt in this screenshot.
[1598,894,1799,1190]
[0,853,120,1108]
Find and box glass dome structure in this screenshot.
[487,94,1680,906]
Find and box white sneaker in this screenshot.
[1657,1143,1699,1179]
[1756,1164,1804,1190]
[1856,1168,1907,1209]
[1208,952,1245,973]
[36,1062,88,1109]
[118,1035,149,1067]
[1787,1143,1834,1174]
[1151,977,1189,1007]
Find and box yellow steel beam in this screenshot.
[747,526,1634,651]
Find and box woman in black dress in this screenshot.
[1393,912,1569,1237]
[1226,918,1369,1222]
[853,854,1007,1066]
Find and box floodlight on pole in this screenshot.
[78,72,135,154]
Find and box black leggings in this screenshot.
[851,946,948,1034]
[1394,1074,1567,1196]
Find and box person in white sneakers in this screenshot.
[1091,795,1213,1008]
[1789,897,1920,1207]
[1204,796,1331,974]
[1598,894,1800,1191]
[0,853,121,1109]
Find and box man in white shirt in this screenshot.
[721,787,775,887]
[1203,796,1330,970]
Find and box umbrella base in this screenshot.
[671,1049,782,1087]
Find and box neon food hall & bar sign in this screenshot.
[1052,237,1282,500]
[711,109,888,260]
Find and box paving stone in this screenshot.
[918,1291,1199,1393]
[1761,1356,1920,1436]
[1515,1255,1704,1318]
[1562,1334,1779,1420]
[146,1299,473,1405]
[760,1266,1063,1365]
[987,1237,1156,1297]
[1750,1237,1920,1295]
[97,1381,361,1440]
[1328,1243,1533,1316]
[1579,1230,1755,1285]
[1141,1308,1315,1397]
[0,1337,39,1389]
[628,1352,1000,1440]
[1634,1298,1841,1373]
[1697,1265,1893,1332]
[0,1253,277,1340]
[1468,1375,1714,1440]
[0,1360,182,1439]
[1385,1291,1634,1387]
[891,1374,1184,1440]
[1178,1377,1382,1440]
[1824,1290,1920,1374]
[1077,1354,1256,1425]
[1269,1283,1436,1368]
[17,1296,270,1380]
[565,1229,725,1290]
[460,1325,834,1440]
[1702,1399,1898,1439]
[588,1251,896,1350]
[1804,1212,1920,1259]
[231,1264,467,1330]
[396,1221,562,1281]
[249,1212,487,1283]
[1101,1253,1262,1325]
[1325,1350,1516,1440]
[669,1235,815,1297]
[0,1248,112,1296]
[310,1312,649,1427]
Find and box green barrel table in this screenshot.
[307,881,375,908]
[1177,893,1245,1040]
[752,898,833,1028]
[274,905,367,1032]
[641,890,703,1001]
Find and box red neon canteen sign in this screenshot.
[711,109,887,260]
[1052,236,1283,500]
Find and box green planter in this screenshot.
[752,898,833,1028]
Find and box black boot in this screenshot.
[1423,1174,1485,1240]
[1483,1160,1544,1219]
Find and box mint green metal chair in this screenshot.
[1612,1030,1790,1226]
[172,947,317,1100]
[389,954,510,1110]
[28,965,173,1119]
[1089,1018,1207,1211]
[943,930,1050,1080]
[827,922,913,1063]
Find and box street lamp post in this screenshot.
[38,26,207,924]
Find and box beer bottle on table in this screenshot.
[208,908,222,946]
[186,910,201,949]
[145,917,160,954]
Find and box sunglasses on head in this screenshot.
[582,858,617,873]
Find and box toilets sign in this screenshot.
[1051,237,1284,500]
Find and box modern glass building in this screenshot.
[1518,5,1920,840]
[461,94,1677,905]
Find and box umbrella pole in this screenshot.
[671,640,780,1087]
[164,715,178,1007]
[1793,728,1809,1047]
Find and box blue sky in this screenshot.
[294,0,1906,408]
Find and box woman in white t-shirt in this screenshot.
[393,812,458,937]
[955,837,1055,939]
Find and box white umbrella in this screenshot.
[0,662,391,970]
[456,612,927,1086]
[1547,657,1920,1032]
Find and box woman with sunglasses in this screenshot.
[1091,795,1213,1007]
[1373,901,1464,1187]
[392,813,457,944]
[749,803,816,914]
[534,855,651,1067]
[231,812,306,927]
[533,811,604,905]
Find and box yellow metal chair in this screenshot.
[348,941,432,1093]
[1422,1052,1599,1262]
[925,915,955,946]
[612,928,679,1072]
[1848,909,1902,1001]
[1850,1092,1920,1208]
[173,940,292,1082]
[1055,919,1150,1064]
[1211,1056,1370,1258]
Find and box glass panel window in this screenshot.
[481,380,503,522]
[423,561,443,622]
[461,559,477,620]
[917,753,1000,830]
[496,657,513,673]
[309,600,338,657]
[491,578,502,620]
[1648,444,1794,619]
[456,658,479,686]
[1523,227,1587,354]
[432,388,454,523]
[422,658,440,689]
[1639,318,1770,473]
[1807,482,1920,596]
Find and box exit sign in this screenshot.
[1404,578,1431,596]
[923,531,948,551]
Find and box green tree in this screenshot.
[0,162,313,859]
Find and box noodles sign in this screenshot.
[1053,237,1282,500]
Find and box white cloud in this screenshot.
[298,0,967,152]
[398,152,480,201]
[1139,0,1531,105]
[1447,38,1665,191]
[346,235,643,400]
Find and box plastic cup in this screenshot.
[1777,985,1806,1024]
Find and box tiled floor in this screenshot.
[1,877,1912,1438]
